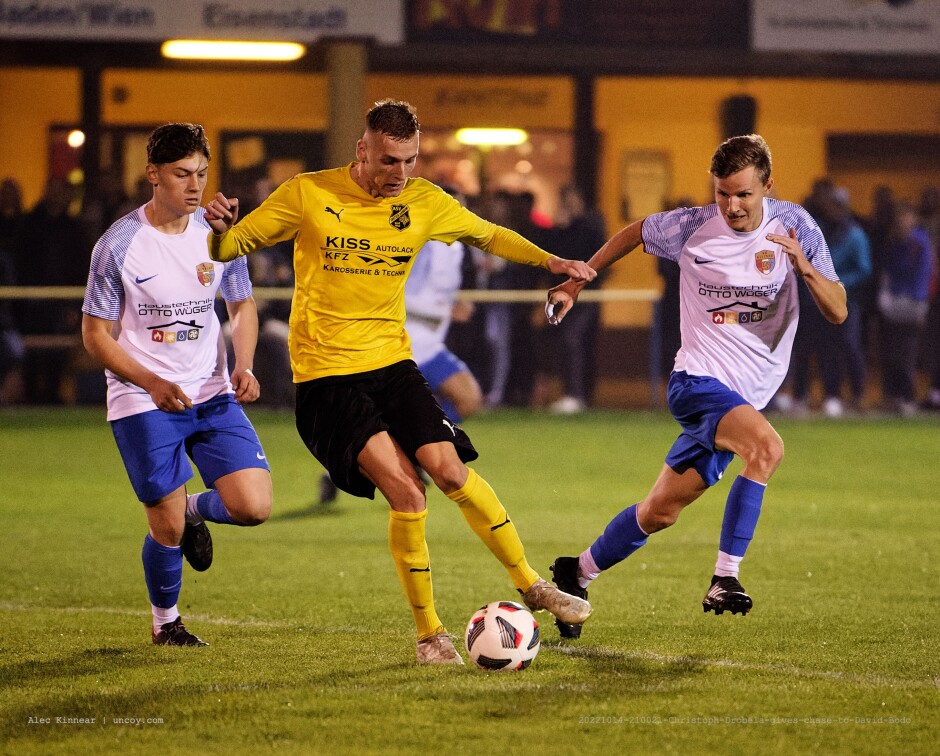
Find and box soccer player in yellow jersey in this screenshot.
[205,99,594,664]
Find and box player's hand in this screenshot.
[231,367,260,404]
[546,257,596,283]
[545,279,584,325]
[204,192,240,234]
[147,377,193,413]
[767,228,811,277]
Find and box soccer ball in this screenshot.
[464,601,540,671]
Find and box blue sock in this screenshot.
[439,397,462,424]
[142,534,183,609]
[196,490,238,525]
[719,476,766,557]
[588,503,649,571]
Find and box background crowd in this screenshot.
[0,170,937,417]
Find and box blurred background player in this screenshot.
[81,123,273,647]
[545,134,846,639]
[205,99,593,664]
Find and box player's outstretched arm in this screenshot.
[82,313,193,411]
[546,219,645,325]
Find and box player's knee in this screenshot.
[426,458,467,494]
[227,492,272,526]
[748,432,784,477]
[454,386,483,420]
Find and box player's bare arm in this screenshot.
[81,313,193,411]
[204,191,240,234]
[226,296,261,404]
[547,219,645,325]
[767,228,848,324]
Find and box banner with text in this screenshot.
[0,0,404,44]
[752,0,940,55]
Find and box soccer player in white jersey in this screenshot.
[82,123,273,647]
[404,235,483,424]
[544,134,847,638]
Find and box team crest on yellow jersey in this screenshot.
[196,262,215,287]
[754,250,775,275]
[389,204,411,231]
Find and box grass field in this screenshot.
[1,407,937,755]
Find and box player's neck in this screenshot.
[145,200,191,235]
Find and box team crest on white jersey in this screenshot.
[196,262,215,287]
[754,250,776,275]
[389,204,411,231]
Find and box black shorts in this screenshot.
[295,360,479,499]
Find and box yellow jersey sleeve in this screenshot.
[205,167,554,382]
[208,177,303,262]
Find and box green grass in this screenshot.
[1,408,937,755]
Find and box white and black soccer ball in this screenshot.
[465,601,540,671]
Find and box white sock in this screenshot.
[577,549,601,589]
[185,494,203,525]
[152,604,180,632]
[714,551,743,578]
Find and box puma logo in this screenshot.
[326,206,343,222]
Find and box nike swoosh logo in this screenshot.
[159,579,182,592]
[256,452,266,460]
[693,258,717,265]
[136,274,159,283]
[409,566,431,573]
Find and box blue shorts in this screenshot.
[111,393,269,503]
[419,349,469,393]
[664,371,749,487]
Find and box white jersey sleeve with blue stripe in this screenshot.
[642,198,838,410]
[83,206,253,421]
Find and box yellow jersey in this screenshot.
[209,164,553,381]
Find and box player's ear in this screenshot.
[145,163,159,187]
[764,177,774,195]
[356,138,367,162]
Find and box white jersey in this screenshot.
[404,239,465,365]
[643,198,838,410]
[83,206,253,421]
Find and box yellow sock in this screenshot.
[388,509,444,641]
[447,468,539,592]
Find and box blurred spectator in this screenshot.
[80,168,134,242]
[477,190,549,408]
[917,186,940,410]
[545,185,607,413]
[861,185,897,357]
[0,177,26,403]
[815,186,872,415]
[877,201,935,415]
[15,177,89,404]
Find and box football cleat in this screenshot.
[181,520,213,572]
[549,556,588,639]
[152,617,209,647]
[702,575,753,616]
[416,632,464,665]
[520,578,592,625]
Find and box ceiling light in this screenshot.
[161,40,306,61]
[455,128,529,147]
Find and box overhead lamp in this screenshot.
[455,128,529,147]
[161,40,307,61]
